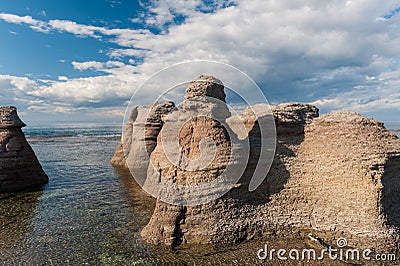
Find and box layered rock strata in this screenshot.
[142,103,400,252]
[278,111,400,251]
[0,106,48,192]
[111,76,400,253]
[141,76,244,245]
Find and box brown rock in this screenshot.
[228,102,318,139]
[112,76,229,172]
[216,110,400,252]
[140,82,321,247]
[110,142,127,169]
[122,77,399,254]
[184,75,226,102]
[0,106,48,192]
[275,111,400,251]
[141,75,244,244]
[272,102,319,126]
[145,101,176,155]
[111,102,175,185]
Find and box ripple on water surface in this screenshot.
[1,127,157,264]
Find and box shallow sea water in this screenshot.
[0,125,398,265]
[0,126,159,264]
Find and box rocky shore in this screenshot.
[0,106,48,192]
[111,76,400,254]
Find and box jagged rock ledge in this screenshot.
[0,106,48,192]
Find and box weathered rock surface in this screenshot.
[228,102,318,139]
[272,102,319,135]
[141,103,400,252]
[112,76,400,254]
[184,75,226,102]
[277,111,400,251]
[141,96,321,247]
[141,76,241,245]
[0,106,48,192]
[111,102,175,185]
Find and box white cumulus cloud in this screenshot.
[1,0,400,121]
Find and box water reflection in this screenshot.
[114,167,156,214]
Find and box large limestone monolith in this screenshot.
[274,111,400,252]
[0,106,48,192]
[116,76,399,254]
[141,75,242,245]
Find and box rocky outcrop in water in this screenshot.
[140,76,242,245]
[140,95,322,246]
[111,102,175,185]
[112,76,400,254]
[284,111,400,251]
[0,106,48,192]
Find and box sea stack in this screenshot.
[141,75,239,245]
[111,76,400,254]
[140,94,400,253]
[0,106,48,192]
[140,97,321,247]
[111,102,175,185]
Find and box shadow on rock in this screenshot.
[381,154,400,231]
[223,107,308,206]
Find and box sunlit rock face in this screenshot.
[111,76,400,254]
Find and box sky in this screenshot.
[0,0,399,125]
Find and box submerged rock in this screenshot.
[0,106,48,192]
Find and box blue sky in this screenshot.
[1,1,138,75]
[0,0,399,125]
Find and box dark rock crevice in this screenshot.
[172,206,187,247]
[381,154,400,231]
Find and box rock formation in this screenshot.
[140,75,246,245]
[111,102,175,185]
[0,106,48,192]
[111,76,400,254]
[280,111,400,251]
[184,75,226,101]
